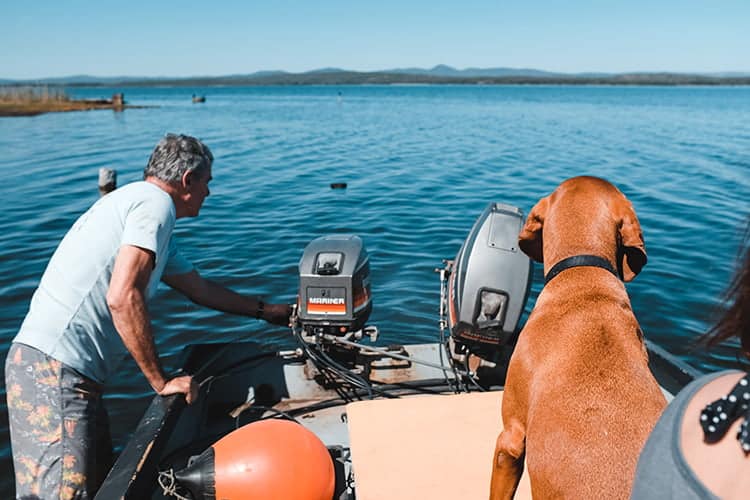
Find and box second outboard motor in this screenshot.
[447,203,532,362]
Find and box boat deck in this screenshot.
[96,340,700,499]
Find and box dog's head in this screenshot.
[518,176,647,282]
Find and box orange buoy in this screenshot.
[174,419,335,500]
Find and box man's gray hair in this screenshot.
[143,133,213,183]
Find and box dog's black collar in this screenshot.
[544,255,620,285]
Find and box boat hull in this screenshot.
[95,340,700,499]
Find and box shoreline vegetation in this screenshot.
[2,69,748,117]
[103,72,750,86]
[3,68,750,89]
[0,87,144,117]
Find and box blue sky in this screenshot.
[2,0,748,79]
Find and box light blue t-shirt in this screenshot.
[14,181,193,383]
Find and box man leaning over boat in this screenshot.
[4,133,292,499]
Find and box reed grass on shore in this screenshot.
[0,85,124,117]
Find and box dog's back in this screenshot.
[490,177,666,500]
[510,271,665,498]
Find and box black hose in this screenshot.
[235,405,300,428]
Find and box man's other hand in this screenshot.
[159,375,199,404]
[263,303,294,327]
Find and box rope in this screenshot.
[157,469,191,500]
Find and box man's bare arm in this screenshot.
[107,245,197,402]
[162,270,291,326]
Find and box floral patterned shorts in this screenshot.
[5,343,113,500]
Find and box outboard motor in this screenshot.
[446,202,532,365]
[297,235,372,338]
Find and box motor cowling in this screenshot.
[448,203,532,358]
[297,235,372,336]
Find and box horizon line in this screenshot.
[3,65,750,82]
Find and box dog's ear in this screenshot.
[519,196,549,262]
[618,200,647,281]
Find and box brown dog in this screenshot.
[489,176,666,500]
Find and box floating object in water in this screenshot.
[172,419,334,500]
[98,167,117,195]
[192,94,206,103]
[330,182,347,189]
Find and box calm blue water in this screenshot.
[0,85,749,492]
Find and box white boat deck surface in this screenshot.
[347,390,532,500]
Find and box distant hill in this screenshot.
[2,65,749,86]
[702,71,750,78]
[20,75,152,85]
[386,64,571,78]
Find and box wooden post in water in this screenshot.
[112,93,124,111]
